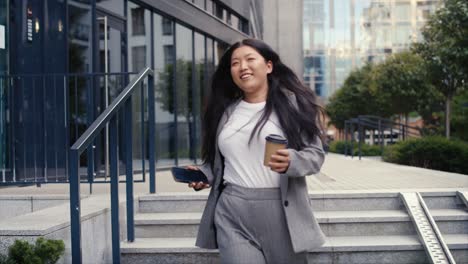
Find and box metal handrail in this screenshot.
[344,115,422,160]
[69,67,155,264]
[0,71,140,185]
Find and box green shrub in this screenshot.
[0,253,11,264]
[329,140,385,156]
[4,238,65,264]
[382,136,468,174]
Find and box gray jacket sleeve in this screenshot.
[283,136,325,177]
[199,163,215,185]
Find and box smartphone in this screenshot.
[171,167,209,184]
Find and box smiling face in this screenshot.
[230,45,273,102]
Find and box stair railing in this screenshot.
[68,67,155,263]
[344,115,421,160]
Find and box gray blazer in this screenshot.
[196,94,326,253]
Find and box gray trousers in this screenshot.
[214,183,308,264]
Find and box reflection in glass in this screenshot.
[175,24,194,162]
[0,1,6,172]
[68,0,93,168]
[127,2,151,167]
[303,0,442,99]
[194,32,205,160]
[154,13,176,166]
[96,0,124,16]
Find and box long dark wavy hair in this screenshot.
[202,39,324,166]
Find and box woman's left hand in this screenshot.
[269,149,290,173]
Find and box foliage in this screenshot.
[412,0,468,138]
[371,51,437,124]
[0,253,10,264]
[450,89,468,141]
[326,64,391,130]
[156,59,205,159]
[2,238,65,264]
[329,140,385,156]
[382,136,468,174]
[156,59,206,122]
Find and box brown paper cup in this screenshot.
[264,134,288,166]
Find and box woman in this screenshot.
[187,39,326,264]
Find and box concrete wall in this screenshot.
[262,0,303,77]
[0,195,70,220]
[0,195,127,264]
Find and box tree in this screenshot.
[326,63,391,133]
[371,51,434,129]
[156,59,205,159]
[413,0,468,138]
[451,89,468,141]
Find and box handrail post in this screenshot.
[351,123,355,159]
[125,98,135,242]
[148,74,156,194]
[69,150,82,264]
[358,117,362,160]
[344,121,348,156]
[109,116,121,263]
[378,119,383,154]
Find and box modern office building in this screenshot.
[0,0,263,183]
[303,0,442,99]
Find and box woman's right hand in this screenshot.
[186,165,211,191]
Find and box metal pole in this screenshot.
[148,75,156,194]
[69,150,82,264]
[379,119,383,154]
[350,123,354,159]
[97,16,110,181]
[125,99,134,242]
[140,82,145,179]
[109,116,120,263]
[344,122,348,156]
[358,117,362,160]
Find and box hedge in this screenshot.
[0,238,65,264]
[328,140,384,156]
[382,136,468,174]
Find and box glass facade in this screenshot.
[186,0,249,34]
[0,1,7,73]
[0,1,7,173]
[65,0,231,168]
[303,0,442,99]
[1,0,238,181]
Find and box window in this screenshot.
[153,13,176,164]
[226,12,232,26]
[215,5,224,20]
[175,24,194,161]
[162,17,173,36]
[231,14,240,30]
[206,0,213,14]
[394,25,411,45]
[131,7,145,35]
[394,2,411,22]
[132,46,146,71]
[163,45,174,66]
[194,0,205,9]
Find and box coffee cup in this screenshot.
[264,134,288,166]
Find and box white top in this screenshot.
[218,100,285,188]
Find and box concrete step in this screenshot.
[138,193,209,213]
[121,234,468,264]
[137,192,406,213]
[422,194,465,209]
[133,209,468,238]
[138,191,464,213]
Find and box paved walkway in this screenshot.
[308,153,468,192]
[0,153,467,196]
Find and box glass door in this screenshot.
[94,9,126,179]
